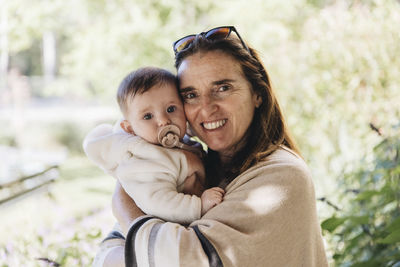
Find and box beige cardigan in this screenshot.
[94,147,328,267]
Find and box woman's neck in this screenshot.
[219,153,233,165]
[217,130,250,165]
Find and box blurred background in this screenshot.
[0,0,399,266]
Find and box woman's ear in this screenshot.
[254,94,262,108]
[120,120,135,134]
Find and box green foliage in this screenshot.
[270,0,400,200]
[3,0,400,265]
[321,126,400,266]
[58,0,220,100]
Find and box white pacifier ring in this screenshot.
[158,125,181,148]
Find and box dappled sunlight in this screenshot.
[243,186,286,215]
[221,245,237,267]
[1,0,399,265]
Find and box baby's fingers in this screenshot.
[210,187,225,194]
[212,193,224,203]
[210,190,223,199]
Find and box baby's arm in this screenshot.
[83,123,139,175]
[201,187,225,215]
[181,150,225,215]
[183,151,225,216]
[115,142,203,224]
[180,149,206,197]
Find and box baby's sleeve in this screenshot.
[82,123,140,175]
[116,142,202,224]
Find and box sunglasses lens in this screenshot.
[173,27,238,54]
[205,27,231,40]
[174,35,196,53]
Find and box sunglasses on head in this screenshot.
[173,26,250,55]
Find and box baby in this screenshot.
[83,67,224,224]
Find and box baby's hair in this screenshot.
[117,67,177,115]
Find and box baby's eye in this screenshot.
[167,105,176,113]
[143,113,153,120]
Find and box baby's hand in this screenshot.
[201,187,225,215]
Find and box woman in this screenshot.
[97,26,328,267]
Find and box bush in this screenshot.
[321,125,400,266]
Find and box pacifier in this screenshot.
[158,124,204,158]
[158,125,181,148]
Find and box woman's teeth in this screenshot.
[203,119,226,130]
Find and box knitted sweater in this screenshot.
[94,147,328,267]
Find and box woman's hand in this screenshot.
[112,181,145,235]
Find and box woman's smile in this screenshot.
[202,119,227,130]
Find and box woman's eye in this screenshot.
[143,113,152,120]
[167,106,176,113]
[183,92,197,100]
[218,85,230,92]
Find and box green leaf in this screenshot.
[355,190,379,201]
[351,259,382,267]
[349,215,369,224]
[321,217,346,233]
[346,232,365,252]
[386,217,400,233]
[377,229,400,244]
[332,253,343,260]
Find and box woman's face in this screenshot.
[177,50,262,158]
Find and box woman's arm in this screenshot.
[109,183,212,267]
[112,182,145,235]
[99,182,145,267]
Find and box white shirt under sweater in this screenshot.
[83,123,202,224]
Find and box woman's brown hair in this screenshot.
[175,35,300,186]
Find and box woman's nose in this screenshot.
[199,94,218,114]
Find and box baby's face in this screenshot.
[124,83,187,145]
